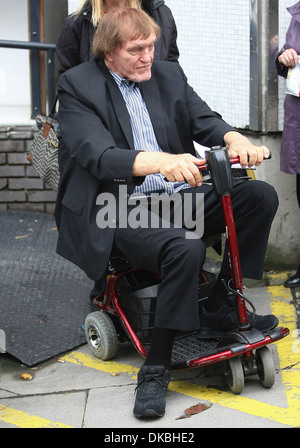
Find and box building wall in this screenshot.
[0,1,30,112]
[170,0,294,132]
[0,126,56,214]
[171,0,250,128]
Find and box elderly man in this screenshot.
[56,8,278,418]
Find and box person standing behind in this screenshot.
[56,0,179,74]
[275,1,300,288]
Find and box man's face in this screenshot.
[105,31,156,82]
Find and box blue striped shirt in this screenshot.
[110,71,191,197]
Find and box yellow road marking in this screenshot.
[169,382,295,426]
[61,351,139,378]
[1,286,298,428]
[0,405,72,428]
[268,285,300,421]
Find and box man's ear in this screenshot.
[104,52,113,62]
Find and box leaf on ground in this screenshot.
[20,373,33,381]
[176,402,212,420]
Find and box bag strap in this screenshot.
[41,94,58,138]
[48,94,58,118]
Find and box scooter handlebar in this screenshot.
[198,150,272,172]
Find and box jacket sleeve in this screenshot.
[275,44,289,79]
[56,17,81,74]
[153,4,180,62]
[167,12,180,62]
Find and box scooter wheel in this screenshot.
[225,356,244,394]
[85,311,119,360]
[255,346,275,389]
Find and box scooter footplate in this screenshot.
[168,327,289,370]
[170,333,223,369]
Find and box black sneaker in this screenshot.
[248,310,279,333]
[198,304,279,339]
[133,365,170,418]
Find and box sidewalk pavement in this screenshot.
[0,211,300,431]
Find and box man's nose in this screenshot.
[140,49,153,62]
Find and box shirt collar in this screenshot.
[109,70,137,89]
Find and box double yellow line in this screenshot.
[0,285,299,428]
[0,405,72,428]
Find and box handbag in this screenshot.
[27,95,60,191]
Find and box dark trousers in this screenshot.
[112,179,278,332]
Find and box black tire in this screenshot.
[226,356,245,394]
[85,311,119,360]
[256,346,275,389]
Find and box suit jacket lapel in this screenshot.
[140,77,169,151]
[97,60,134,149]
[107,83,135,149]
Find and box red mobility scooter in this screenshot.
[84,147,289,394]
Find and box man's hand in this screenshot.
[224,131,270,168]
[132,151,206,187]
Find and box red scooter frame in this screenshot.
[86,147,289,393]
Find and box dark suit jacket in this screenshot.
[55,59,234,280]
